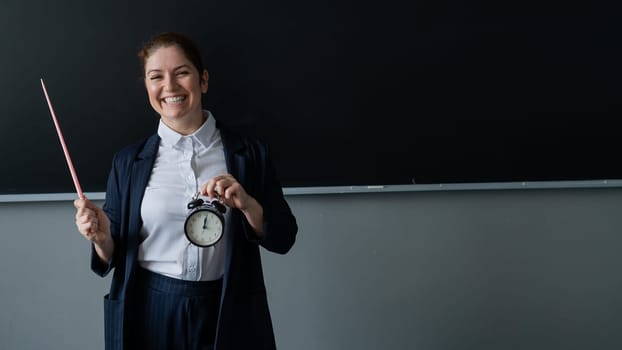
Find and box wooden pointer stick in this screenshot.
[40,78,85,199]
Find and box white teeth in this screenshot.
[164,96,186,103]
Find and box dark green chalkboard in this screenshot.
[1,0,620,194]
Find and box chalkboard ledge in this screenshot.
[2,180,622,203]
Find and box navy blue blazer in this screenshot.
[91,122,298,350]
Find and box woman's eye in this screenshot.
[149,75,162,80]
[177,71,189,76]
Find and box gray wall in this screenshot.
[1,188,621,349]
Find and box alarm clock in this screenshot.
[184,195,227,247]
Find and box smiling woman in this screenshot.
[139,34,209,135]
[72,32,298,350]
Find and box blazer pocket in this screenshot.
[103,294,124,350]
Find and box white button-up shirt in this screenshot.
[138,111,228,281]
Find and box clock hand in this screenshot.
[203,217,207,229]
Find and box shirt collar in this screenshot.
[157,110,217,149]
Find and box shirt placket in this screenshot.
[180,137,199,281]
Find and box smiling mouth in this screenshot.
[163,96,186,104]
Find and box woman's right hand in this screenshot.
[74,198,114,262]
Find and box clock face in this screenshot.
[184,209,224,247]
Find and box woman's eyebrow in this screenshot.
[146,65,191,75]
[174,64,191,71]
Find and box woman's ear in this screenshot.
[201,69,209,93]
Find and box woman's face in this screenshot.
[144,45,208,133]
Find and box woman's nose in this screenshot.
[164,75,179,91]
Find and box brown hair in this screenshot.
[138,32,205,78]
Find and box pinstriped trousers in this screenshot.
[127,267,222,350]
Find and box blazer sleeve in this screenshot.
[242,140,298,255]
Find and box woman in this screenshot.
[74,32,298,350]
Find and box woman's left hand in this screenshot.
[201,174,265,237]
[200,174,251,210]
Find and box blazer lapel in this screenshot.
[127,135,159,266]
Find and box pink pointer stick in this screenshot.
[40,78,85,199]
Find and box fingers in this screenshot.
[74,197,101,237]
[201,174,235,198]
[75,202,97,224]
[74,197,97,211]
[74,198,85,210]
[76,211,98,235]
[73,197,112,248]
[200,174,249,208]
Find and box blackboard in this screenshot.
[2,0,621,194]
